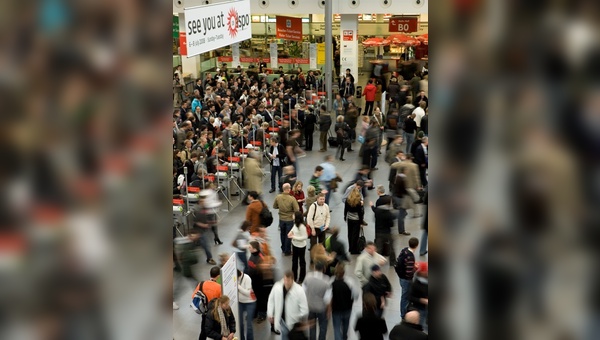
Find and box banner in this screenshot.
[317,43,325,65]
[231,43,240,67]
[389,16,419,33]
[309,43,317,69]
[184,0,252,57]
[220,255,239,338]
[179,32,187,56]
[276,16,302,41]
[340,15,358,82]
[270,42,278,69]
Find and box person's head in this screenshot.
[325,155,334,162]
[419,101,426,109]
[408,237,419,250]
[283,271,295,290]
[419,90,425,97]
[283,165,295,175]
[314,261,326,273]
[210,266,221,279]
[334,263,345,280]
[362,292,377,315]
[240,220,251,232]
[422,136,428,146]
[248,241,260,253]
[190,151,199,160]
[359,165,370,175]
[345,68,351,75]
[282,183,291,193]
[347,186,362,207]
[336,115,344,123]
[405,310,421,325]
[371,264,382,278]
[294,211,304,226]
[368,79,373,84]
[376,185,385,196]
[365,241,376,255]
[248,191,259,201]
[330,227,340,238]
[394,135,404,145]
[362,116,370,123]
[293,181,303,193]
[270,136,279,146]
[316,193,326,205]
[314,165,324,177]
[355,179,364,189]
[212,295,231,320]
[307,185,316,197]
[379,195,392,208]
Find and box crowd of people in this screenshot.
[173,63,429,339]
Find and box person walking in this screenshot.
[362,265,393,318]
[362,79,377,116]
[391,154,423,217]
[389,310,428,340]
[204,295,236,340]
[267,271,309,338]
[237,270,257,340]
[319,155,337,205]
[303,262,331,340]
[354,293,388,340]
[355,242,387,286]
[420,191,428,256]
[344,186,364,255]
[345,102,359,143]
[329,264,360,340]
[306,193,331,249]
[395,237,419,320]
[268,136,287,193]
[273,183,300,256]
[304,107,317,151]
[191,205,217,266]
[414,137,428,187]
[370,196,397,264]
[288,211,309,284]
[335,116,352,161]
[309,166,325,196]
[318,105,332,152]
[409,262,429,333]
[232,221,252,273]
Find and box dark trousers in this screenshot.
[419,166,428,187]
[271,165,283,191]
[319,131,328,151]
[279,220,294,253]
[365,101,374,116]
[198,314,207,340]
[305,129,314,150]
[310,229,326,252]
[292,245,307,282]
[347,219,361,254]
[375,232,396,264]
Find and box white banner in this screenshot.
[184,0,252,57]
[231,43,240,67]
[309,43,317,69]
[221,255,239,338]
[270,43,278,69]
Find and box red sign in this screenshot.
[277,58,309,64]
[276,16,303,41]
[342,30,353,41]
[389,16,419,33]
[179,32,187,56]
[240,57,255,63]
[217,56,234,62]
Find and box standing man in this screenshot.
[370,196,397,265]
[304,107,317,151]
[412,101,426,132]
[273,183,299,256]
[362,79,377,116]
[303,262,331,340]
[268,137,287,193]
[395,237,419,320]
[402,114,417,154]
[319,155,337,205]
[318,105,332,152]
[267,271,309,338]
[306,193,331,248]
[414,137,428,187]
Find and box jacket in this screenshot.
[355,251,386,286]
[302,271,331,312]
[204,299,236,340]
[414,144,428,168]
[409,277,428,310]
[363,83,377,102]
[329,276,360,312]
[273,193,299,221]
[238,273,256,304]
[387,82,400,100]
[372,205,396,235]
[267,280,309,332]
[391,161,421,189]
[243,157,263,194]
[396,247,417,280]
[363,274,392,311]
[268,143,287,166]
[318,113,332,132]
[304,112,317,132]
[306,202,331,234]
[389,322,428,340]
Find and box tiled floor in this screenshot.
[173,74,427,340]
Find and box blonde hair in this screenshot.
[293,181,304,192]
[307,185,316,196]
[362,116,370,123]
[346,186,362,207]
[211,295,231,320]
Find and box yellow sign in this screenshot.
[317,43,325,65]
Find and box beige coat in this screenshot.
[243,157,263,194]
[391,161,421,189]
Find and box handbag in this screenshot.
[357,228,366,252]
[305,202,317,236]
[357,135,365,144]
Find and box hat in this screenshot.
[371,264,381,272]
[416,262,428,273]
[417,131,425,139]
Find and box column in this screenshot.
[339,15,359,85]
[178,13,201,80]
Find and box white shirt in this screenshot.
[272,144,280,167]
[290,224,308,248]
[413,107,425,127]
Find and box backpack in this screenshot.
[191,281,209,315]
[386,113,398,130]
[259,201,274,227]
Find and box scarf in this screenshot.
[218,306,230,337]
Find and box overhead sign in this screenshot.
[276,16,303,41]
[389,16,419,33]
[184,0,252,57]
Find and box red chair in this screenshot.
[317,91,326,96]
[228,157,241,162]
[264,133,271,139]
[268,127,280,132]
[284,116,289,120]
[205,175,215,182]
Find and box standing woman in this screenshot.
[288,211,309,284]
[291,181,306,215]
[344,186,364,255]
[205,295,236,340]
[237,270,257,340]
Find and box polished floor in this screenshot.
[173,77,427,340]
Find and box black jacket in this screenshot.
[371,205,396,235]
[414,144,427,168]
[304,112,317,132]
[204,300,236,340]
[318,113,332,132]
[409,278,428,310]
[335,122,350,142]
[389,322,428,340]
[362,274,392,311]
[268,143,287,166]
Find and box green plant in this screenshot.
[288,41,302,58]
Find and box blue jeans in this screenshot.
[332,310,351,340]
[198,231,213,260]
[239,301,256,340]
[404,131,415,153]
[236,251,248,273]
[323,181,332,205]
[398,208,407,233]
[279,220,294,253]
[280,319,290,340]
[309,311,328,340]
[271,165,283,191]
[420,229,428,255]
[399,278,411,319]
[417,306,428,333]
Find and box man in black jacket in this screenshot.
[268,137,287,193]
[413,137,428,187]
[362,264,392,318]
[370,196,397,263]
[304,108,317,151]
[389,310,428,340]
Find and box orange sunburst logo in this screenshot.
[227,8,239,38]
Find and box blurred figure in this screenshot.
[318,105,332,152]
[274,183,300,256]
[280,165,297,191]
[391,154,422,218]
[335,116,352,161]
[303,262,330,340]
[237,270,256,340]
[288,211,309,284]
[205,296,236,340]
[395,237,419,319]
[355,242,387,286]
[354,292,388,340]
[267,271,309,338]
[419,192,428,256]
[243,151,263,199]
[329,264,360,340]
[232,221,252,273]
[413,137,428,187]
[409,262,428,333]
[362,265,392,318]
[191,201,217,266]
[389,310,427,340]
[173,229,201,280]
[345,102,359,142]
[319,155,337,204]
[198,189,223,245]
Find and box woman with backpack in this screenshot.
[287,211,309,284]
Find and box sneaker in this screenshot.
[400,231,411,236]
[207,259,217,265]
[173,302,179,310]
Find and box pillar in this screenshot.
[339,15,359,85]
